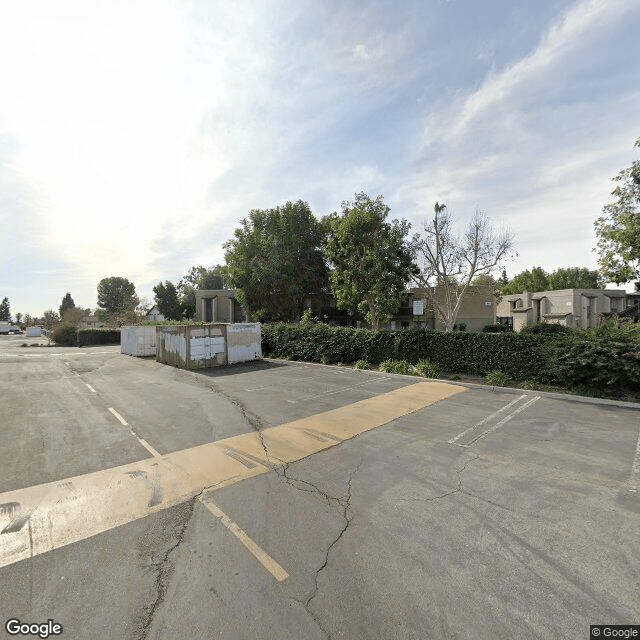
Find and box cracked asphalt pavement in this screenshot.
[1,336,639,639]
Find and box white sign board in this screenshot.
[412,300,424,315]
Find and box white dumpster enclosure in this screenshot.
[154,323,261,369]
[26,327,43,337]
[121,325,157,356]
[227,323,262,363]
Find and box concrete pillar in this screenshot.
[201,298,206,322]
[229,298,234,324]
[212,297,217,322]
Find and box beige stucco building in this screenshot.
[496,288,630,331]
[195,289,245,323]
[396,286,496,331]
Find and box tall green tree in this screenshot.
[471,274,498,287]
[325,192,415,329]
[0,297,9,321]
[224,200,328,322]
[59,293,75,318]
[547,267,603,290]
[96,277,139,319]
[153,281,181,320]
[15,312,22,325]
[501,266,604,294]
[500,266,549,294]
[594,137,640,289]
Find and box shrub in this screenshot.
[261,323,551,381]
[568,385,609,398]
[449,374,461,381]
[521,380,539,390]
[521,322,573,335]
[299,309,319,326]
[415,358,440,378]
[486,371,509,386]
[77,329,121,346]
[546,328,640,390]
[355,359,372,370]
[482,324,509,333]
[380,359,412,375]
[51,323,78,346]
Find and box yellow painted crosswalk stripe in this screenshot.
[0,381,464,571]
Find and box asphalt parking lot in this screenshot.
[0,335,639,639]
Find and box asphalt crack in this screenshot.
[285,461,362,640]
[203,379,277,465]
[138,494,202,640]
[397,455,480,504]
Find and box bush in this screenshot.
[521,322,573,335]
[415,358,440,378]
[486,371,509,386]
[77,329,121,346]
[51,323,78,346]
[449,374,461,381]
[299,309,319,327]
[261,322,640,392]
[546,327,640,390]
[521,380,539,390]
[380,359,412,375]
[355,359,372,370]
[262,323,551,381]
[482,324,510,333]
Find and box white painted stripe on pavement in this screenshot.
[201,500,289,581]
[108,407,128,425]
[108,408,161,458]
[85,384,96,393]
[464,396,541,446]
[628,426,640,493]
[136,437,161,459]
[448,395,527,444]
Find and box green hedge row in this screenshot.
[261,324,552,382]
[51,325,121,347]
[78,329,121,346]
[261,323,640,391]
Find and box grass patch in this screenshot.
[485,371,510,387]
[379,359,412,375]
[415,359,440,378]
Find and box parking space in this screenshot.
[0,339,639,639]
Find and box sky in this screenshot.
[1,0,639,317]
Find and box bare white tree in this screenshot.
[410,203,514,331]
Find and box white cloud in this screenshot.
[448,0,639,138]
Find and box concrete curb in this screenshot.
[263,358,640,411]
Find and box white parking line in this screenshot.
[628,426,640,493]
[448,395,527,444]
[201,500,289,582]
[298,376,393,401]
[108,408,161,458]
[85,384,96,393]
[464,396,540,446]
[108,408,128,425]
